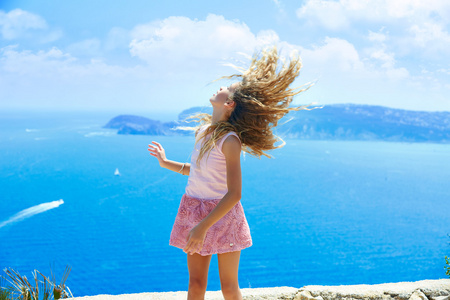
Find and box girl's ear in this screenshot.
[224,100,236,109]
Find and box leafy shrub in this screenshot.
[0,277,12,300]
[446,256,450,278]
[1,266,72,300]
[446,234,450,278]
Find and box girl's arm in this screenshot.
[183,135,242,255]
[148,141,191,176]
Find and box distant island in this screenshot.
[103,104,450,143]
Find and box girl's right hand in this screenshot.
[148,141,167,167]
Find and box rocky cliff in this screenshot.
[104,104,450,143]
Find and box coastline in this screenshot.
[71,279,450,300]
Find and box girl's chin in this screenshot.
[209,100,220,107]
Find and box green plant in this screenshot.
[446,234,450,279]
[446,256,450,278]
[0,276,12,300]
[50,265,72,299]
[2,266,72,300]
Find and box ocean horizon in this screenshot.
[1,111,449,297]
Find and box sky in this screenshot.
[1,0,450,117]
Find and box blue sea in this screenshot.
[0,111,449,297]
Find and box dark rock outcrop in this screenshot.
[104,115,186,136]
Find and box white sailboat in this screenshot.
[114,168,121,176]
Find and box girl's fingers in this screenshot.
[184,238,202,255]
[148,147,160,155]
[184,238,195,253]
[186,245,197,255]
[152,141,163,151]
[191,244,201,255]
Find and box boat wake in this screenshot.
[0,199,64,229]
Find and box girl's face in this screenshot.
[210,86,232,106]
[209,83,239,107]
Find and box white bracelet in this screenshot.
[178,163,186,175]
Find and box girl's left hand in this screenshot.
[183,224,208,255]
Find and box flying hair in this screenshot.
[185,46,315,164]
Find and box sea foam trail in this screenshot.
[0,199,64,228]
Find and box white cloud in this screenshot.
[292,36,420,109]
[0,45,158,111]
[0,8,62,42]
[0,45,151,80]
[105,27,130,51]
[364,33,409,81]
[299,37,363,72]
[272,0,281,7]
[296,0,349,31]
[368,30,387,43]
[1,45,74,75]
[0,9,47,39]
[297,0,450,25]
[437,68,450,75]
[271,0,286,14]
[1,11,449,112]
[129,14,279,71]
[370,48,394,67]
[373,32,418,83]
[0,29,421,111]
[66,38,102,57]
[385,67,409,81]
[409,22,450,49]
[296,0,450,61]
[0,14,286,112]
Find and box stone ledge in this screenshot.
[71,286,297,300]
[296,279,450,300]
[71,279,450,300]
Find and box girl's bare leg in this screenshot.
[187,253,212,300]
[218,251,242,300]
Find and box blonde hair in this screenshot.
[188,46,313,163]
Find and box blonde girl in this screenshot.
[148,47,310,300]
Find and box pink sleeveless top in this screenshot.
[185,125,241,200]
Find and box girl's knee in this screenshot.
[220,281,241,299]
[189,277,208,293]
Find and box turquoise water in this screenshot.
[0,112,449,296]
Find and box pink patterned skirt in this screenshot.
[169,194,252,256]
